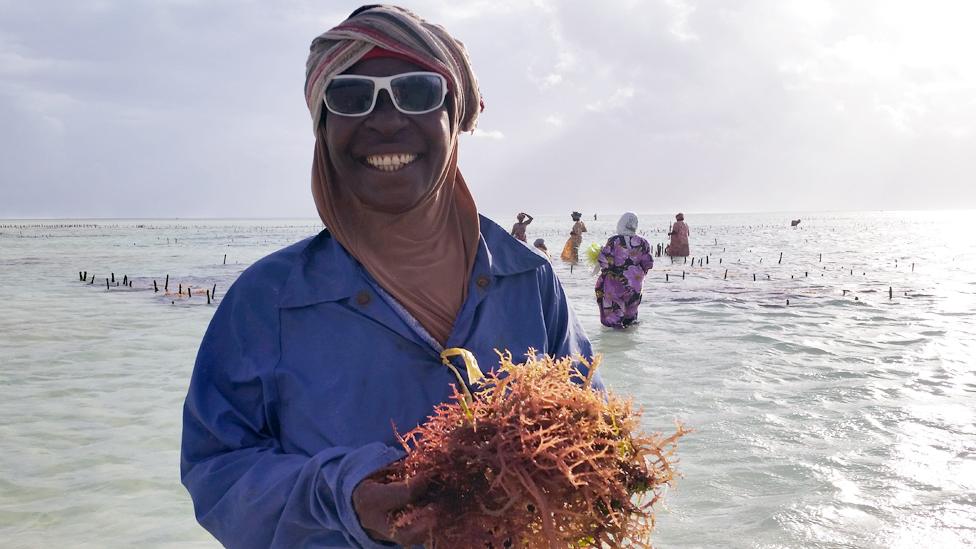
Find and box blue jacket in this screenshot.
[180,216,600,548]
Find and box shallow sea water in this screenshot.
[1,211,974,548]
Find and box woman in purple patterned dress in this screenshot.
[595,212,654,328]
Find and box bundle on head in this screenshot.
[384,351,688,548]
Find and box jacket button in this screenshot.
[476,275,490,289]
[355,291,371,306]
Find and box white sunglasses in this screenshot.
[323,71,448,117]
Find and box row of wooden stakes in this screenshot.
[78,271,218,305]
[660,268,904,301]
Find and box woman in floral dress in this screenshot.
[595,212,654,328]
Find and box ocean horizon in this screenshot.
[3,206,976,222]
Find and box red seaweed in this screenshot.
[384,351,688,548]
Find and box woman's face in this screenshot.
[324,57,452,214]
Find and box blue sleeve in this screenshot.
[537,263,605,392]
[180,279,403,549]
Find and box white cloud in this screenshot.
[664,0,698,42]
[0,36,91,77]
[436,0,529,20]
[585,86,635,112]
[541,73,562,87]
[471,128,504,139]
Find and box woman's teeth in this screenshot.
[364,153,418,172]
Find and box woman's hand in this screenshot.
[352,474,435,546]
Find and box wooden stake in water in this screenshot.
[682,271,686,280]
[111,272,115,283]
[778,252,783,264]
[154,280,159,293]
[889,286,893,299]
[223,254,227,265]
[212,284,217,299]
[819,253,822,262]
[724,269,728,280]
[206,290,211,305]
[753,273,756,281]
[106,278,110,290]
[666,273,669,282]
[165,274,169,292]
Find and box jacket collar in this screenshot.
[278,214,545,309]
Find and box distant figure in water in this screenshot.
[560,211,587,263]
[533,238,550,260]
[666,212,690,257]
[593,213,598,220]
[595,212,653,328]
[791,218,801,228]
[510,212,533,242]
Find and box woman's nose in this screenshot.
[364,89,408,134]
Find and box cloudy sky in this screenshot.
[2,0,974,219]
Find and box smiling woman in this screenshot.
[179,4,601,549]
[309,14,481,347]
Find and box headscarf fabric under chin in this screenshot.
[616,212,639,236]
[304,5,484,345]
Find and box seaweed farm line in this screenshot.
[1,211,974,548]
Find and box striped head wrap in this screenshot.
[305,4,483,134]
